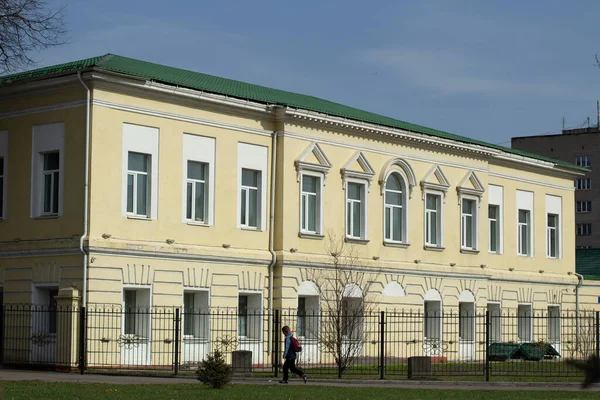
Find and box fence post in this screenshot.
[78,306,86,375]
[174,308,180,376]
[595,311,600,359]
[273,309,280,378]
[379,311,385,380]
[0,305,4,369]
[485,310,489,382]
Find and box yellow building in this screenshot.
[0,54,590,368]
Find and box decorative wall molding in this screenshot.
[378,158,417,198]
[294,142,332,182]
[341,151,376,190]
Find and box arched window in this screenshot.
[384,173,406,243]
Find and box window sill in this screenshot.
[460,248,480,255]
[33,215,60,220]
[186,221,210,227]
[127,215,151,221]
[345,237,370,245]
[298,232,325,240]
[488,251,502,255]
[424,245,445,252]
[383,241,410,249]
[241,227,263,232]
[517,254,532,258]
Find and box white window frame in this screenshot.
[487,302,502,343]
[299,171,324,236]
[345,178,368,241]
[576,201,592,213]
[31,123,64,218]
[488,204,500,253]
[240,168,261,229]
[576,156,591,167]
[546,213,559,259]
[182,134,215,226]
[576,223,592,236]
[383,171,409,245]
[121,123,159,219]
[424,190,444,249]
[460,195,479,252]
[0,130,7,220]
[182,288,210,340]
[547,305,561,347]
[122,285,152,339]
[517,209,531,256]
[237,143,268,231]
[576,178,592,190]
[126,152,151,217]
[185,161,209,224]
[237,291,263,341]
[517,303,533,343]
[41,152,60,216]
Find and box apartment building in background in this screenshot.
[512,127,598,249]
[0,54,592,367]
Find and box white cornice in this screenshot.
[0,100,86,120]
[92,99,273,138]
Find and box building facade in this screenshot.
[0,55,590,367]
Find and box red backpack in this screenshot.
[290,336,302,353]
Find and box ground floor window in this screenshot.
[487,303,501,343]
[183,291,209,339]
[238,293,262,339]
[517,304,532,342]
[297,296,319,339]
[33,286,58,334]
[123,288,150,338]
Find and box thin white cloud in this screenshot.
[357,47,590,99]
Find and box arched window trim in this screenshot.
[378,158,417,198]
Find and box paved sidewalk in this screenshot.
[0,369,597,392]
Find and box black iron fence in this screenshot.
[0,304,598,380]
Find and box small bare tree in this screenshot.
[305,230,380,378]
[0,0,68,74]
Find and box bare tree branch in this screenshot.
[307,230,381,378]
[0,0,68,74]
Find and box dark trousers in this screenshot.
[283,357,304,381]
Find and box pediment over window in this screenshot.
[420,165,450,198]
[378,158,417,198]
[295,142,332,182]
[341,151,375,190]
[457,170,484,199]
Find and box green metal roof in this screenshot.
[0,53,585,171]
[576,248,600,280]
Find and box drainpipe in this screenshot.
[77,71,91,308]
[267,127,278,355]
[574,272,584,348]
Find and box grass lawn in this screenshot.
[0,381,598,400]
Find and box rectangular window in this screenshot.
[488,205,500,253]
[346,182,365,239]
[186,161,208,223]
[238,295,248,337]
[576,156,592,167]
[0,157,4,219]
[47,289,58,334]
[461,198,476,250]
[124,290,137,335]
[487,303,501,343]
[342,297,363,340]
[425,193,441,246]
[183,291,209,339]
[576,223,592,236]
[547,306,560,346]
[517,304,532,342]
[301,174,321,234]
[576,201,592,213]
[237,293,261,339]
[576,178,592,190]
[42,152,60,215]
[127,152,150,217]
[240,168,261,229]
[547,214,559,258]
[297,297,306,337]
[518,209,531,256]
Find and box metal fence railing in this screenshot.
[0,304,597,380]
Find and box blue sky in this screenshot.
[37,0,600,146]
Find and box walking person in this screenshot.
[279,325,308,384]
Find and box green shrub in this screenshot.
[196,350,232,389]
